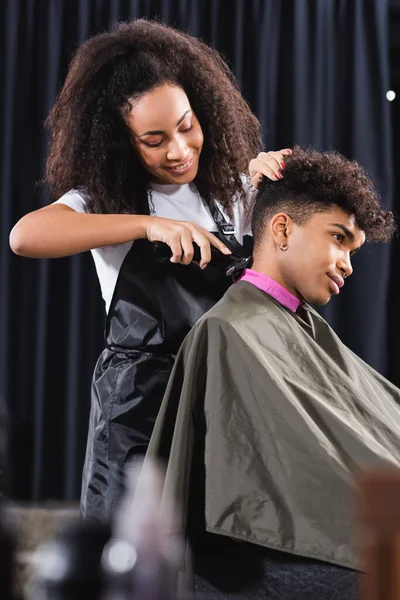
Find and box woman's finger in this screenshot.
[251,171,263,189]
[191,231,212,268]
[179,229,195,265]
[266,149,292,167]
[249,157,278,180]
[187,225,231,256]
[168,233,184,263]
[249,148,292,182]
[205,231,232,256]
[259,151,283,173]
[251,158,281,181]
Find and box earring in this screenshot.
[277,243,289,251]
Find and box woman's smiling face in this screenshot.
[127,83,204,185]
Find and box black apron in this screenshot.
[80,204,252,522]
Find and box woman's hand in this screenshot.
[249,148,292,189]
[144,216,231,268]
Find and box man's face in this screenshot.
[277,207,366,306]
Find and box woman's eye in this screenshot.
[181,124,193,133]
[143,124,193,146]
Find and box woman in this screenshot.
[10,19,290,522]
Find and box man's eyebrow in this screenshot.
[330,223,355,243]
[139,110,192,137]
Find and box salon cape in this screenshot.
[145,280,400,571]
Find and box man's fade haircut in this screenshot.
[252,146,395,248]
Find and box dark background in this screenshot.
[1,0,399,502]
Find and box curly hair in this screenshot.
[252,146,396,246]
[45,19,262,215]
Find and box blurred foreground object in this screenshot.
[102,458,189,600]
[29,520,111,600]
[28,459,187,600]
[358,469,400,600]
[0,398,16,600]
[0,507,17,600]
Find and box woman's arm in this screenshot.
[9,204,151,258]
[9,204,231,267]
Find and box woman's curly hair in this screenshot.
[45,19,262,215]
[252,146,396,245]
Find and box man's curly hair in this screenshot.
[45,19,262,215]
[252,146,396,246]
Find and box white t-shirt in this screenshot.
[54,180,254,313]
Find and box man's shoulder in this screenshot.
[196,281,276,333]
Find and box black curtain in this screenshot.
[1,0,397,502]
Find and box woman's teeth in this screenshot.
[168,158,192,171]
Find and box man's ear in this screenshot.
[271,213,291,246]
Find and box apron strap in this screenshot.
[208,200,244,255]
[205,198,252,277]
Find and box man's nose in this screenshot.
[338,256,353,279]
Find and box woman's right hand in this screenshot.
[143,216,232,269]
[9,206,232,263]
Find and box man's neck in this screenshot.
[251,259,301,301]
[240,265,303,313]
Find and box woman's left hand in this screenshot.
[249,148,292,189]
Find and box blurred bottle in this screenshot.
[28,520,111,600]
[102,459,189,600]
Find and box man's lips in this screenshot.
[328,274,345,295]
[164,156,194,174]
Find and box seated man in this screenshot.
[144,147,399,599]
